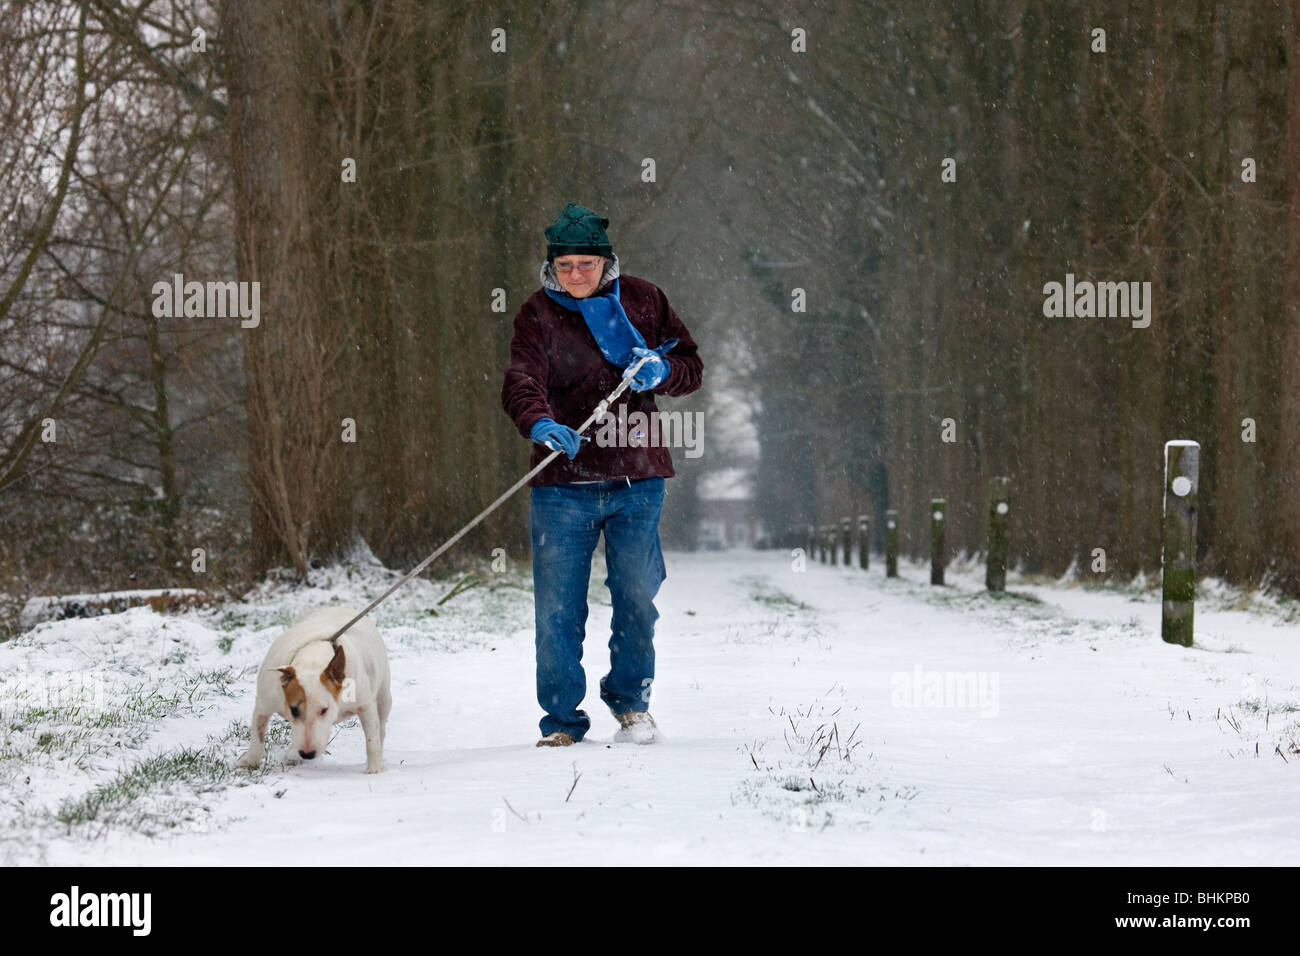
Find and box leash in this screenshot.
[326,353,655,644]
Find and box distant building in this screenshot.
[696,467,763,549]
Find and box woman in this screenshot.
[501,202,703,746]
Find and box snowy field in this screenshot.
[2,545,1298,866]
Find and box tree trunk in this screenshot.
[221,0,346,577]
[1276,0,1300,595]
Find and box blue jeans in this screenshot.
[530,476,667,742]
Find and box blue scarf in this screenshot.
[544,277,677,368]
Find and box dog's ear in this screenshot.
[320,644,346,698]
[328,644,346,682]
[276,666,296,686]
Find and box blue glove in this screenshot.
[529,417,587,459]
[622,347,670,392]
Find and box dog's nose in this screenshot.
[299,750,316,760]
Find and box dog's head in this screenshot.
[276,643,347,760]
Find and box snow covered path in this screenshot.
[11,549,1300,865]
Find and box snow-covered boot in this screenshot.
[613,711,661,744]
[536,731,576,747]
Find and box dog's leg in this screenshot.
[359,706,385,773]
[377,683,392,748]
[237,711,270,768]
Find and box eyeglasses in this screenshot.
[554,259,602,275]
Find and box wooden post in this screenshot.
[841,517,851,565]
[930,498,946,585]
[806,524,816,562]
[1162,440,1199,647]
[829,524,838,565]
[820,526,829,564]
[986,477,1011,592]
[885,509,898,577]
[857,514,870,570]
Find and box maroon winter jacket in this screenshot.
[501,274,703,486]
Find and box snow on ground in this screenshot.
[2,545,1298,865]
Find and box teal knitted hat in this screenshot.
[545,202,613,260]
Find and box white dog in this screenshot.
[237,606,391,773]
